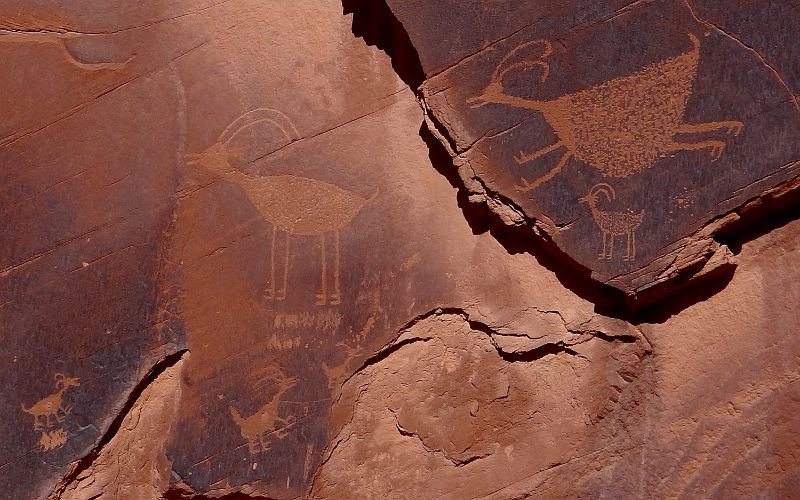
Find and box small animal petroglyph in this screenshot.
[21,373,80,451]
[229,368,299,453]
[185,108,377,305]
[468,34,744,191]
[579,184,644,261]
[21,373,80,431]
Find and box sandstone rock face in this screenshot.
[384,0,800,304]
[0,1,798,499]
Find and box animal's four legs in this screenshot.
[516,149,573,192]
[670,120,744,159]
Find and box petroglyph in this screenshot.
[579,184,644,261]
[38,428,69,451]
[185,109,377,305]
[468,34,744,191]
[271,311,342,331]
[229,367,299,454]
[21,373,80,451]
[252,176,376,305]
[322,342,365,392]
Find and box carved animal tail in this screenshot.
[218,108,301,147]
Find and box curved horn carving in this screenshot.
[495,39,551,77]
[590,183,616,202]
[218,108,300,145]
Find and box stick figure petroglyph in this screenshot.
[468,34,744,192]
[579,184,644,261]
[185,108,377,305]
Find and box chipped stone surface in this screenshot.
[311,219,800,500]
[53,354,185,500]
[384,0,800,303]
[0,1,798,499]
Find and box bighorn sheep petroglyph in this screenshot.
[185,108,377,305]
[468,34,744,192]
[21,373,80,431]
[579,184,644,261]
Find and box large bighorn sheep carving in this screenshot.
[468,34,744,192]
[185,108,376,305]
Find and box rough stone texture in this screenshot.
[311,217,800,499]
[0,1,798,499]
[54,354,185,500]
[383,0,800,304]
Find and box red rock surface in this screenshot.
[0,1,797,499]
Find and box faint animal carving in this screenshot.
[185,108,377,305]
[468,34,744,191]
[321,342,364,392]
[579,184,644,261]
[229,372,299,453]
[39,429,69,451]
[21,373,80,432]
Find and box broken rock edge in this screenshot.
[309,306,652,492]
[355,0,800,312]
[47,349,189,498]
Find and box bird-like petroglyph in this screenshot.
[21,373,80,451]
[579,184,644,261]
[229,366,299,453]
[186,108,377,305]
[468,34,744,192]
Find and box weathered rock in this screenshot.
[382,0,800,305]
[311,215,800,500]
